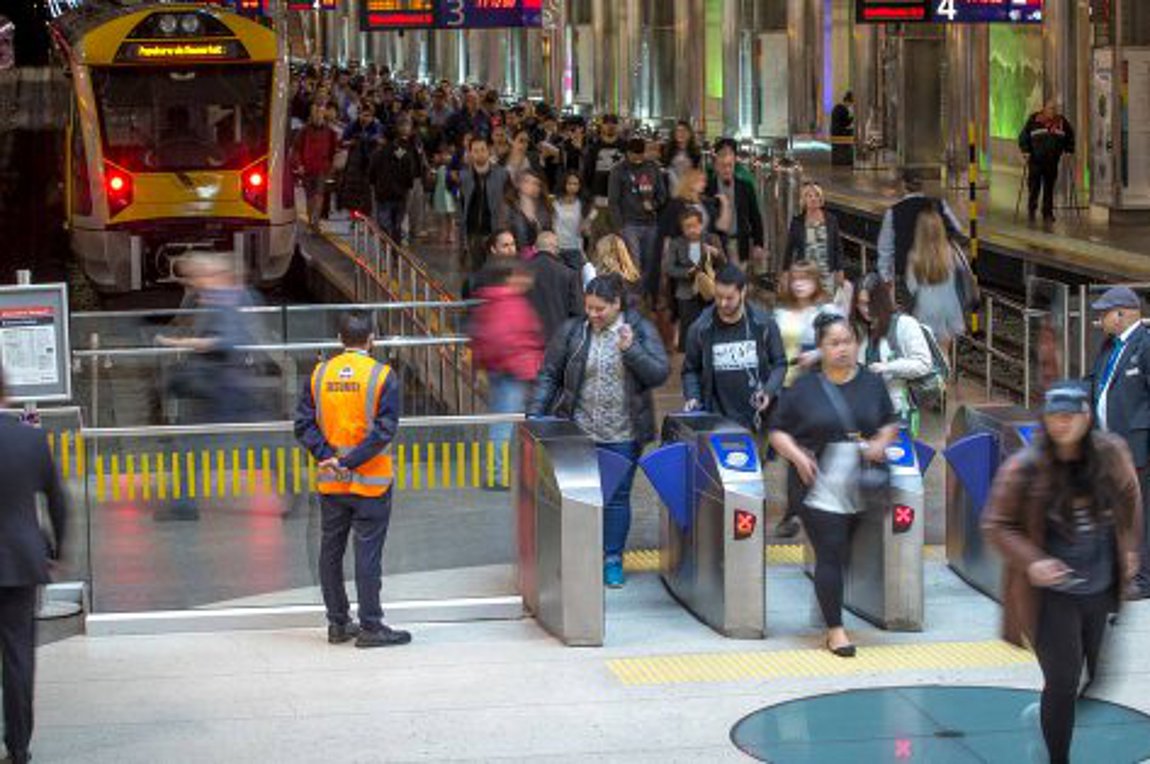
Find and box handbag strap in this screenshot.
[817,372,860,440]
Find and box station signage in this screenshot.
[360,0,542,31]
[856,0,1043,23]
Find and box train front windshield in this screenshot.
[92,65,271,172]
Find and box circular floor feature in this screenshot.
[730,685,1150,763]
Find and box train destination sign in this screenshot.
[856,0,1043,23]
[360,0,542,31]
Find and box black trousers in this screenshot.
[0,586,37,759]
[319,491,393,632]
[676,296,707,353]
[1034,589,1114,764]
[802,506,858,629]
[1027,158,1060,218]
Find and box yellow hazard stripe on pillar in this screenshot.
[157,453,168,501]
[456,442,465,487]
[172,452,182,500]
[110,455,121,502]
[76,435,85,481]
[60,432,71,479]
[486,441,495,487]
[442,443,451,489]
[501,441,510,487]
[261,448,271,494]
[606,640,1034,687]
[202,452,212,499]
[412,444,422,491]
[277,448,287,495]
[396,444,406,490]
[95,455,106,502]
[471,441,480,488]
[292,448,303,495]
[126,455,136,501]
[142,454,152,501]
[427,442,436,490]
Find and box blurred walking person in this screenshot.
[294,311,410,648]
[0,368,68,764]
[983,381,1142,764]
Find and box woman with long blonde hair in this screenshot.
[591,233,642,285]
[907,209,965,350]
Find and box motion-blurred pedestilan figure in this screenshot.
[983,381,1142,764]
[294,311,410,648]
[0,368,68,764]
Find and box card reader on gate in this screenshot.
[710,434,758,473]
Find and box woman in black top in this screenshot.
[769,311,900,657]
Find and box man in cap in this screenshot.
[609,135,667,303]
[1089,286,1150,599]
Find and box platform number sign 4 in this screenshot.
[937,0,957,20]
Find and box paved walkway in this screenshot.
[29,564,1150,762]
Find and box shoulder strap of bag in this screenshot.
[818,372,859,437]
[886,313,903,358]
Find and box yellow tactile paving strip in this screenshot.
[607,640,1034,686]
[623,544,946,572]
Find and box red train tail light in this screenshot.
[242,161,268,212]
[104,163,133,217]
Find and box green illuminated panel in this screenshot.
[706,0,723,99]
[988,25,1043,141]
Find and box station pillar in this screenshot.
[944,25,990,186]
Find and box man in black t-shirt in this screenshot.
[682,265,787,436]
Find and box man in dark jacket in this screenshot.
[877,169,965,288]
[458,137,510,273]
[609,137,667,302]
[682,264,787,436]
[830,91,855,167]
[706,140,765,267]
[0,371,68,764]
[1019,100,1075,223]
[368,115,425,244]
[1088,286,1150,599]
[527,231,584,338]
[583,114,625,211]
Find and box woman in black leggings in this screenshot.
[769,311,900,656]
[984,380,1143,764]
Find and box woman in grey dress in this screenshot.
[906,209,965,354]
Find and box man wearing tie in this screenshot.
[1090,286,1150,600]
[0,369,68,764]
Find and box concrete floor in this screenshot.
[25,563,1150,763]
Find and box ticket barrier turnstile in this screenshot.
[516,419,634,647]
[642,414,766,639]
[805,429,930,631]
[944,405,1038,603]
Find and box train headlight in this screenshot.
[104,163,133,218]
[179,14,203,35]
[158,14,179,35]
[242,160,268,213]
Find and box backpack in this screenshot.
[888,313,950,411]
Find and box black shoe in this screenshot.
[327,622,361,644]
[775,517,801,539]
[355,625,412,648]
[3,754,30,764]
[827,639,857,658]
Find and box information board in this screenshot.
[360,0,542,31]
[856,0,1043,23]
[0,284,71,403]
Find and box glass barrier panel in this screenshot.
[82,419,517,613]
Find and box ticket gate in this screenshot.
[944,405,1038,603]
[826,429,931,632]
[516,419,633,647]
[641,414,766,639]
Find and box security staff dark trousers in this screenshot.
[1028,158,1060,219]
[0,586,37,762]
[319,491,393,630]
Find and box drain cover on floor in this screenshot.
[730,685,1150,763]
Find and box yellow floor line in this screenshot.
[606,640,1033,687]
[623,545,946,572]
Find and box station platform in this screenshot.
[804,159,1150,284]
[32,562,1150,762]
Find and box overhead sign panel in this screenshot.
[360,0,542,30]
[856,0,1043,23]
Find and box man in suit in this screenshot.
[1089,286,1150,599]
[0,370,68,764]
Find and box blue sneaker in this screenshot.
[604,558,625,589]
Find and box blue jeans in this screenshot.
[375,199,406,243]
[620,223,660,301]
[599,440,641,561]
[488,371,527,483]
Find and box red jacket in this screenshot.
[470,285,544,382]
[292,124,338,177]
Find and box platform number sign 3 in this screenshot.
[937,0,957,20]
[441,0,465,27]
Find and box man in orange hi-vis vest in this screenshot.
[294,310,409,648]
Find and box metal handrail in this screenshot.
[80,413,526,440]
[73,336,471,360]
[72,300,478,322]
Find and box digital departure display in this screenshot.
[360,0,542,30]
[856,0,1043,23]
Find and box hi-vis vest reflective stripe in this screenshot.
[311,352,394,496]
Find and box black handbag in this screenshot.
[817,373,890,506]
